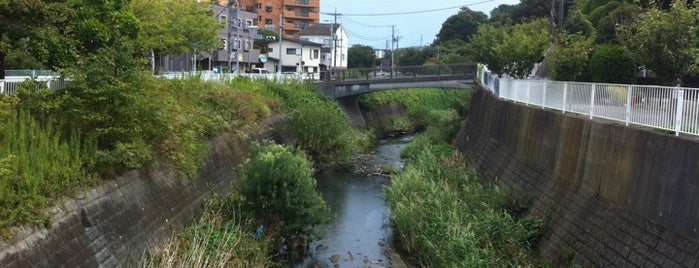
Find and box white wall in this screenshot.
[265,40,323,74]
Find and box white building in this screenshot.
[264,38,324,78]
[298,23,349,70]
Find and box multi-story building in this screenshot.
[298,23,348,70]
[217,0,320,36]
[158,4,261,73]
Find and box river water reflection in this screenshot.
[293,137,411,267]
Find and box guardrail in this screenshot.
[320,63,477,82]
[478,64,699,136]
[0,77,69,94]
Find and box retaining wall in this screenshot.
[454,89,699,267]
[0,118,286,267]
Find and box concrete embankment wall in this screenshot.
[0,118,286,267]
[454,89,699,267]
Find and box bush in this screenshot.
[238,142,332,233]
[588,44,636,84]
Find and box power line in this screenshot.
[345,29,391,41]
[340,17,391,28]
[321,0,494,17]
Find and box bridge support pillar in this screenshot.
[335,95,366,127]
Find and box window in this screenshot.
[296,0,310,5]
[234,18,241,27]
[245,5,253,11]
[312,49,319,59]
[256,3,262,9]
[287,7,294,11]
[265,6,273,12]
[245,19,253,27]
[268,48,274,53]
[296,10,309,17]
[258,15,262,22]
[244,40,251,51]
[221,38,228,50]
[286,48,297,55]
[265,18,273,25]
[234,39,241,50]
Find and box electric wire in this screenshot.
[321,0,494,17]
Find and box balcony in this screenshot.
[282,9,318,21]
[283,0,317,7]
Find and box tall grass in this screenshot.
[387,140,545,267]
[0,94,94,236]
[139,211,272,268]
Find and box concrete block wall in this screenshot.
[454,89,699,267]
[0,119,284,267]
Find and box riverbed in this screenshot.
[292,137,411,268]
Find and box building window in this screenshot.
[286,48,297,55]
[245,5,253,11]
[297,0,310,5]
[234,39,241,50]
[244,40,251,51]
[265,6,273,12]
[265,18,273,25]
[221,38,228,50]
[256,3,262,9]
[268,48,274,53]
[245,19,253,27]
[287,7,294,11]
[312,49,319,59]
[296,10,309,17]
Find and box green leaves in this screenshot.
[617,0,699,85]
[239,142,332,233]
[348,44,376,68]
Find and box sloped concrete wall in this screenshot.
[0,118,286,267]
[454,89,699,267]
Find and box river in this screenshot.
[292,136,411,268]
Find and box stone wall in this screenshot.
[0,118,285,267]
[454,89,699,267]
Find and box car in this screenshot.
[250,68,270,74]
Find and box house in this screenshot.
[298,23,348,70]
[156,4,262,74]
[264,38,323,78]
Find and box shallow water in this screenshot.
[292,137,410,268]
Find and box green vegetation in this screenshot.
[358,88,471,134]
[239,142,332,233]
[387,129,545,267]
[140,197,273,268]
[588,44,636,84]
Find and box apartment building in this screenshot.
[217,0,319,36]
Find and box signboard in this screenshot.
[259,54,268,63]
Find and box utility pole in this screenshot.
[326,9,342,70]
[278,14,283,76]
[227,0,240,74]
[391,25,395,69]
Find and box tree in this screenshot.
[469,19,551,78]
[588,44,636,83]
[0,0,71,78]
[499,19,552,78]
[546,33,595,81]
[617,1,699,85]
[434,7,488,44]
[348,44,376,68]
[397,47,427,66]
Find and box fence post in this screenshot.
[675,88,685,136]
[0,80,4,94]
[542,81,547,108]
[590,84,596,119]
[526,83,531,106]
[625,85,632,126]
[562,82,568,114]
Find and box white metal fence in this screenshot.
[478,64,699,136]
[0,77,69,94]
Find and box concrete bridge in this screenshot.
[315,63,476,126]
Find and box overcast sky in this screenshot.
[319,0,521,49]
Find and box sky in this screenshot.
[319,0,521,49]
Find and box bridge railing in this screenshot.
[478,64,699,136]
[320,63,477,82]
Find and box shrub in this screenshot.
[588,44,636,84]
[238,142,332,233]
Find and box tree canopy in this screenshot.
[348,44,376,68]
[434,8,488,44]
